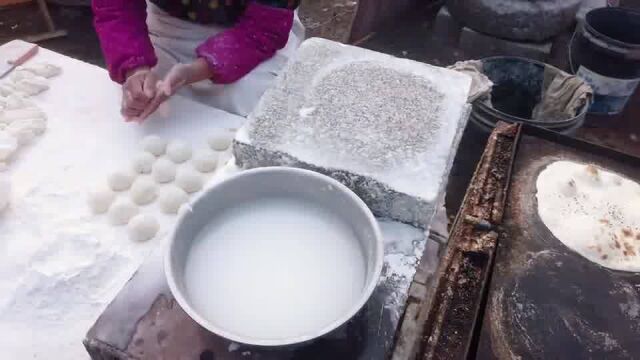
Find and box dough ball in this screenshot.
[127,214,160,242]
[108,170,135,191]
[0,177,10,212]
[132,152,155,174]
[175,168,204,194]
[108,198,139,225]
[193,150,218,173]
[166,140,192,164]
[159,186,189,214]
[152,158,176,183]
[87,187,116,214]
[207,131,234,151]
[141,135,167,156]
[22,63,62,78]
[0,131,18,161]
[130,178,158,205]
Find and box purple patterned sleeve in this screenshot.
[195,2,294,84]
[92,0,158,84]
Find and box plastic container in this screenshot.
[570,7,640,115]
[470,57,590,135]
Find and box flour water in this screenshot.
[184,197,367,341]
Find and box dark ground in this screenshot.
[1,1,640,216]
[0,2,103,66]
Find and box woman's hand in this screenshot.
[138,59,214,120]
[121,67,159,122]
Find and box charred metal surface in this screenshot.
[418,123,518,360]
[477,126,640,359]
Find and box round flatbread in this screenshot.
[536,160,640,272]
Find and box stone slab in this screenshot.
[233,38,472,229]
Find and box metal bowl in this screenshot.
[165,167,384,346]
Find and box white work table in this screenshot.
[0,40,245,358]
[0,40,438,360]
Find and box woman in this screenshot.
[92,0,303,120]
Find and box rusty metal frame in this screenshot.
[410,122,520,360]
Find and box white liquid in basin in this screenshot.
[184,197,368,341]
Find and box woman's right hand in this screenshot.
[121,67,159,122]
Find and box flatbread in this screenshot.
[536,161,640,272]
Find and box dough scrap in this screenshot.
[108,199,139,225]
[132,152,155,174]
[9,70,35,83]
[87,187,116,214]
[152,158,176,183]
[0,131,18,161]
[22,63,62,78]
[166,140,192,164]
[207,131,234,151]
[4,94,34,110]
[130,178,158,205]
[108,170,135,191]
[6,121,35,145]
[0,108,46,123]
[0,177,10,212]
[127,214,160,242]
[0,83,18,97]
[175,168,204,193]
[159,186,189,214]
[193,150,218,173]
[14,76,49,96]
[141,135,167,156]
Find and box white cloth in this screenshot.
[146,3,304,117]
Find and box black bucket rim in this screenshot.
[473,56,591,127]
[584,7,640,49]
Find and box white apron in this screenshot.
[146,2,304,117]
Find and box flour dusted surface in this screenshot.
[0,40,245,359]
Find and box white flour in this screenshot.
[0,41,245,359]
[184,197,367,341]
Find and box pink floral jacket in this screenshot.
[91,0,295,84]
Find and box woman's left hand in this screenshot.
[138,58,214,120]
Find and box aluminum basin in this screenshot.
[165,167,384,346]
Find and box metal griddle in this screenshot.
[420,123,640,359]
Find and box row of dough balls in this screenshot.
[87,132,234,242]
[0,63,61,171]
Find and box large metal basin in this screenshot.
[165,167,384,346]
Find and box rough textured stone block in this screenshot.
[233,38,471,229]
[447,0,582,42]
[459,27,552,62]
